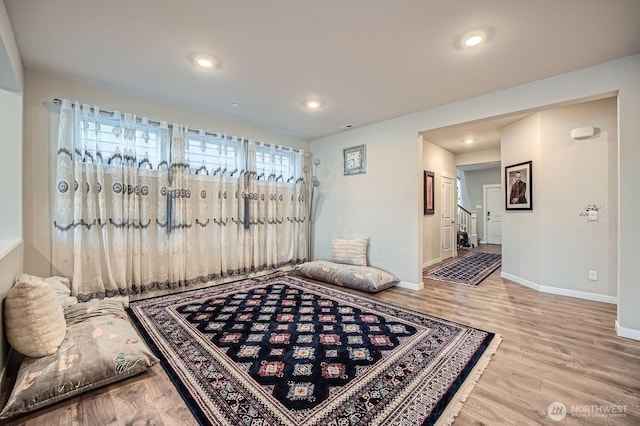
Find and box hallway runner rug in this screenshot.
[423,252,502,286]
[128,273,501,426]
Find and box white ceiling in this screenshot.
[421,112,532,154]
[5,0,640,140]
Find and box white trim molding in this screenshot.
[395,281,424,291]
[615,321,640,341]
[501,272,617,304]
[422,257,442,269]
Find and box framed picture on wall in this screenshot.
[424,170,435,215]
[343,144,366,175]
[505,161,532,210]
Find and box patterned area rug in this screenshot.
[424,252,502,286]
[128,273,501,425]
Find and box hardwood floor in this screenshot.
[4,245,639,425]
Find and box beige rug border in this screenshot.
[436,333,504,426]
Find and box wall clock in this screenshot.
[343,144,366,175]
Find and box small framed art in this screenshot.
[424,170,434,215]
[343,144,366,175]
[505,161,532,210]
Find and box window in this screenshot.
[74,108,300,180]
[81,116,162,168]
[255,146,295,181]
[187,134,238,175]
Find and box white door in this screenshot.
[441,176,455,259]
[484,185,503,244]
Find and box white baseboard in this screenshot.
[615,321,640,341]
[500,272,617,304]
[422,257,442,269]
[395,281,424,291]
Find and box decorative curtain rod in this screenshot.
[52,98,300,152]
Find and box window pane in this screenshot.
[82,116,161,167]
[255,147,295,180]
[187,134,239,175]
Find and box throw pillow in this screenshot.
[4,277,67,357]
[20,273,78,308]
[331,237,368,266]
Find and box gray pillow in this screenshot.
[296,260,399,293]
[0,300,158,419]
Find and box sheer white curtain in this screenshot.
[245,142,307,269]
[168,126,247,286]
[53,100,170,300]
[54,100,307,300]
[171,136,308,284]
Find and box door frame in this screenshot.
[441,172,457,259]
[483,183,502,244]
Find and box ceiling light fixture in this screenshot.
[304,99,324,110]
[463,138,475,144]
[193,54,216,69]
[461,30,487,48]
[231,102,240,108]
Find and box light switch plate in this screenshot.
[588,210,598,221]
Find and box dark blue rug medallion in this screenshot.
[128,273,501,425]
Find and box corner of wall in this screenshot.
[0,240,23,375]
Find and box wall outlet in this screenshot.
[589,270,598,281]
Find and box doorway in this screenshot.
[441,175,455,259]
[483,184,503,244]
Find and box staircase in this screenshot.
[457,205,478,247]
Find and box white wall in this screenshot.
[0,0,22,92]
[422,138,456,267]
[539,98,617,297]
[22,69,309,277]
[501,98,617,299]
[456,149,500,167]
[0,240,22,372]
[0,88,21,241]
[0,2,22,374]
[310,54,640,338]
[458,167,501,242]
[0,86,21,371]
[501,114,542,284]
[310,124,422,287]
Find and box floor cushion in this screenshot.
[295,260,399,293]
[0,300,159,419]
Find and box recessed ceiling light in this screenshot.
[463,138,475,144]
[231,102,240,108]
[303,99,324,110]
[461,31,486,48]
[193,54,216,69]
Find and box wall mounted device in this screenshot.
[571,126,596,140]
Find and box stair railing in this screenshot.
[457,205,479,246]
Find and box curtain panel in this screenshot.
[53,100,307,300]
